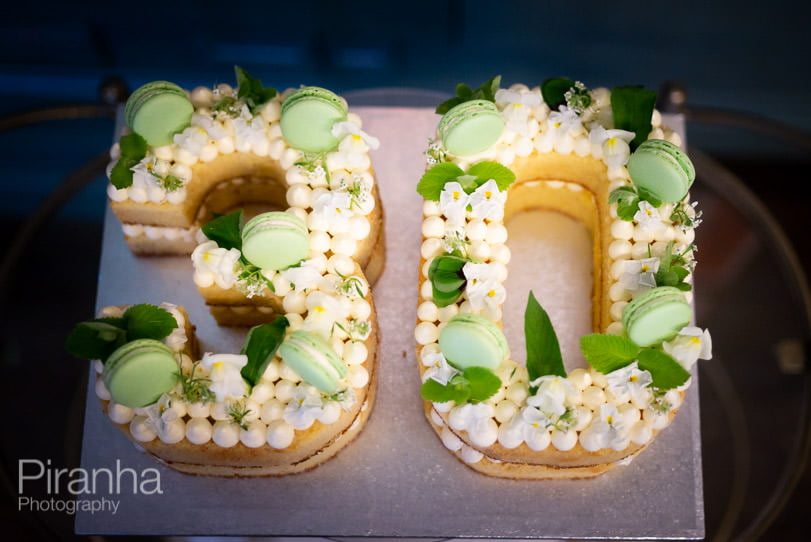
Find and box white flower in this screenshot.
[663,326,712,370]
[453,403,495,434]
[548,105,583,135]
[605,362,652,403]
[527,375,574,417]
[283,384,325,430]
[620,257,660,291]
[302,291,350,338]
[520,406,553,434]
[233,115,267,151]
[332,120,380,151]
[144,394,178,436]
[281,258,324,292]
[462,262,505,311]
[495,88,541,136]
[191,113,229,142]
[191,240,241,289]
[441,228,468,255]
[439,181,470,226]
[130,157,160,188]
[588,124,635,168]
[634,200,667,235]
[200,353,248,402]
[174,125,209,156]
[421,351,459,385]
[469,179,506,221]
[313,190,354,232]
[588,403,628,448]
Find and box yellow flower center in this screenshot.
[453,191,461,199]
[315,306,327,314]
[352,134,362,141]
[213,361,224,369]
[487,289,497,297]
[485,191,493,198]
[198,127,206,135]
[690,336,701,345]
[203,252,212,262]
[645,209,653,216]
[641,265,649,272]
[606,415,614,424]
[532,422,539,428]
[335,207,342,214]
[554,122,561,128]
[630,375,638,383]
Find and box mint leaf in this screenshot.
[235,66,277,115]
[66,318,127,362]
[467,161,516,191]
[611,85,657,149]
[429,255,469,308]
[421,374,471,403]
[435,75,501,114]
[525,291,565,381]
[110,157,137,189]
[240,316,290,388]
[119,132,148,158]
[417,162,465,201]
[637,348,690,390]
[580,334,640,374]
[124,304,178,341]
[465,367,502,403]
[608,186,638,205]
[202,209,244,250]
[431,286,463,308]
[541,77,575,109]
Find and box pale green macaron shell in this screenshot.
[439,313,509,370]
[124,81,194,147]
[279,330,348,393]
[240,211,309,271]
[622,286,692,347]
[627,139,696,203]
[102,339,179,408]
[439,100,505,156]
[280,86,348,153]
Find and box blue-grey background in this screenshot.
[1,1,810,540]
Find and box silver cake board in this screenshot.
[75,107,703,539]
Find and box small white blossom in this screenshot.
[527,375,574,417]
[337,174,375,214]
[620,257,660,291]
[130,157,160,188]
[588,403,628,448]
[174,125,209,156]
[452,403,495,434]
[462,262,505,311]
[663,326,712,370]
[233,115,267,151]
[605,362,653,403]
[588,124,635,168]
[191,113,229,142]
[548,106,583,135]
[313,190,354,232]
[441,228,468,255]
[302,291,350,338]
[281,258,324,292]
[144,394,178,436]
[200,353,248,402]
[421,351,459,385]
[495,88,541,135]
[283,384,325,430]
[469,179,506,221]
[439,181,470,226]
[634,201,667,235]
[191,240,241,289]
[332,120,380,151]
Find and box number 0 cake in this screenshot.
[414,77,712,479]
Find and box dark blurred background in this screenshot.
[1,1,810,540]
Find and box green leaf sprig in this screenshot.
[226,399,253,430]
[579,334,690,390]
[234,66,277,115]
[653,241,693,292]
[541,77,576,110]
[524,292,566,388]
[110,132,148,189]
[240,316,290,388]
[435,75,501,115]
[179,362,216,404]
[420,366,501,404]
[417,160,516,201]
[610,85,658,150]
[66,304,179,363]
[428,255,469,308]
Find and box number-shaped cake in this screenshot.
[414,77,711,479]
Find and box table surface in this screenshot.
[75,107,704,539]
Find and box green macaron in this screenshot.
[124,81,194,147]
[102,339,179,408]
[439,313,508,370]
[622,286,692,347]
[627,139,695,203]
[280,86,348,153]
[279,330,348,393]
[240,211,309,271]
[439,100,505,157]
